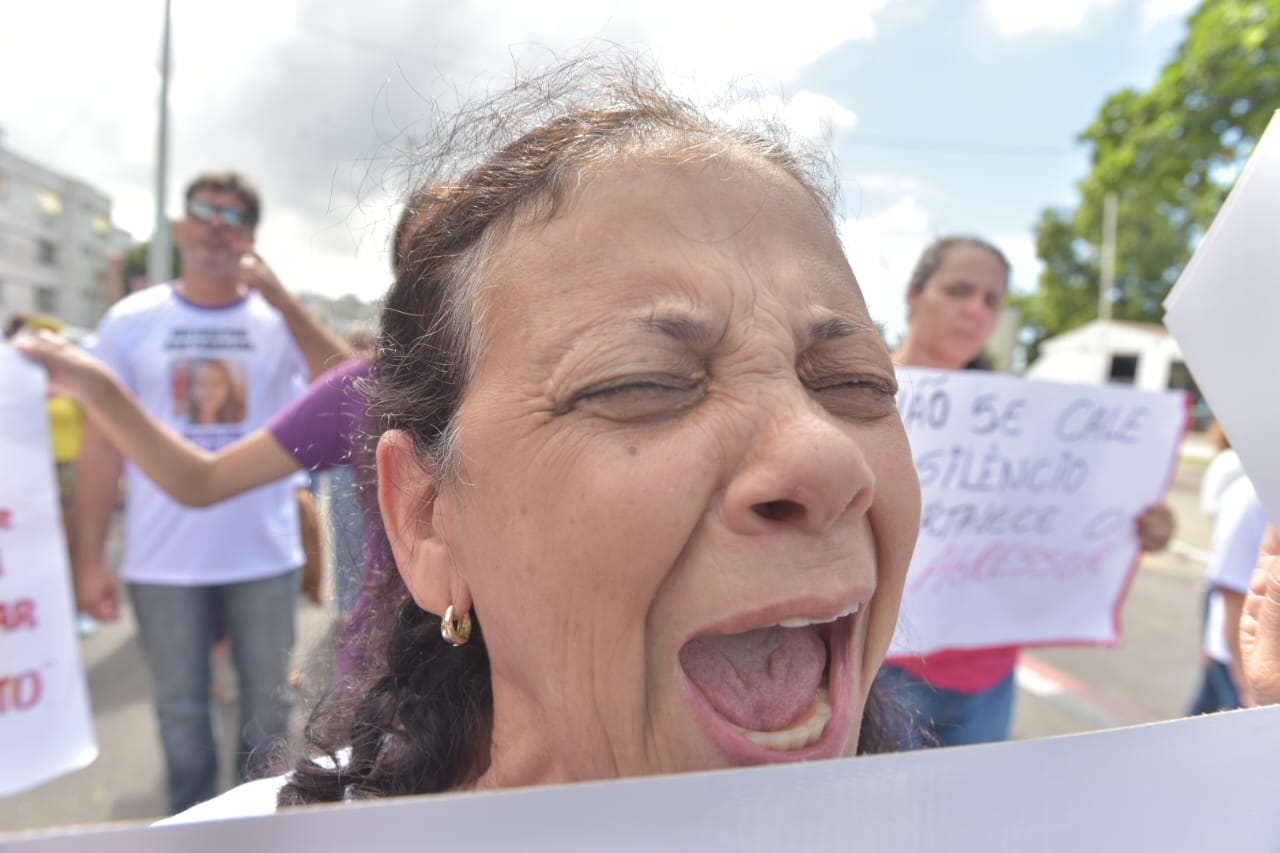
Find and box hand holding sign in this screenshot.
[891,368,1184,657]
[10,332,124,622]
[10,329,116,406]
[1135,504,1175,553]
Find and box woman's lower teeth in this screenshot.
[728,686,831,750]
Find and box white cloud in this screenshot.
[846,173,927,196]
[1140,0,1199,30]
[838,196,937,345]
[717,89,858,149]
[983,0,1119,35]
[782,91,858,145]
[503,0,891,88]
[1,0,892,307]
[991,230,1043,294]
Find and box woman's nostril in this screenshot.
[754,499,801,523]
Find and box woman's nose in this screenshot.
[722,397,876,535]
[963,293,996,321]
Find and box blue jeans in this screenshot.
[129,571,298,814]
[1187,659,1242,716]
[326,465,366,616]
[877,664,1016,747]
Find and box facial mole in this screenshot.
[628,446,638,457]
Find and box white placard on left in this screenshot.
[0,344,98,798]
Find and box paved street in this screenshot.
[1012,457,1211,739]
[2,454,1217,837]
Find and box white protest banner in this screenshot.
[0,344,97,797]
[1164,110,1280,525]
[890,367,1184,657]
[3,706,1279,851]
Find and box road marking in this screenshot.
[1017,654,1155,728]
[1169,539,1212,565]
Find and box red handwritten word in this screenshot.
[0,598,37,631]
[910,541,1116,594]
[0,508,11,530]
[0,670,42,713]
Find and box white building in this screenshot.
[0,140,130,332]
[1025,318,1208,426]
[298,291,381,340]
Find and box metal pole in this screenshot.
[146,0,173,288]
[1099,191,1117,322]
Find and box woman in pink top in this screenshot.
[880,236,1174,746]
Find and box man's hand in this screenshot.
[238,250,290,311]
[1136,503,1175,553]
[234,247,351,377]
[1241,524,1280,706]
[75,555,120,622]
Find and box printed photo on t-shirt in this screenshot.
[170,357,248,426]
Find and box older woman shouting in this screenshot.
[290,60,920,803]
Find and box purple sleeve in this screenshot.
[267,358,372,472]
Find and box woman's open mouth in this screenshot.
[678,604,858,762]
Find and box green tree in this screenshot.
[122,229,181,294]
[1020,0,1280,363]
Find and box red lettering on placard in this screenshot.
[910,541,1114,594]
[0,508,11,529]
[0,670,43,712]
[0,598,37,631]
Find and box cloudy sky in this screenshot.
[2,0,1198,341]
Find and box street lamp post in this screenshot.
[146,0,173,288]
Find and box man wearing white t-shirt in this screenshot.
[72,172,349,814]
[1188,475,1269,714]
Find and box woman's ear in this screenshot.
[377,429,458,615]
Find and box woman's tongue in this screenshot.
[679,625,826,732]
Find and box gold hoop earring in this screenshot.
[441,604,472,647]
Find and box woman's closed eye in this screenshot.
[571,373,708,421]
[806,374,898,420]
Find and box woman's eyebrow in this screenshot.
[628,313,875,347]
[810,315,875,344]
[633,312,721,348]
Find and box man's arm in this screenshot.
[72,422,123,621]
[239,250,351,378]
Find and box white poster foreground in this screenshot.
[2,707,1279,851]
[0,345,97,797]
[891,367,1184,657]
[1164,110,1280,524]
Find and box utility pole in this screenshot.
[1099,191,1118,322]
[146,0,173,289]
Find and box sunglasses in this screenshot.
[187,198,251,229]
